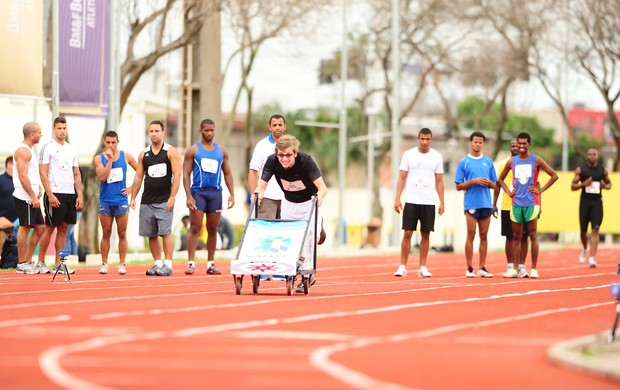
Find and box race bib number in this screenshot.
[514,164,532,185]
[280,179,306,192]
[200,158,219,173]
[411,176,430,188]
[107,167,123,183]
[147,163,167,178]
[585,181,601,194]
[59,157,72,171]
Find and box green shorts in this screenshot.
[511,205,540,224]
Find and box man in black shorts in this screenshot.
[570,148,612,268]
[38,117,83,275]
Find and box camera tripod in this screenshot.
[51,249,71,283]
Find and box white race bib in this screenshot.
[585,181,601,194]
[107,167,123,183]
[147,163,167,178]
[514,164,532,185]
[200,158,219,174]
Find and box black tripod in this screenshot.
[51,249,71,283]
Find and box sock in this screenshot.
[480,267,487,272]
[155,260,163,268]
[468,266,473,273]
[507,263,515,270]
[518,264,525,270]
[188,260,195,267]
[164,259,172,268]
[208,261,214,268]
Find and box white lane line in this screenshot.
[0,315,71,328]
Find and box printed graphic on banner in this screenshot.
[59,0,109,113]
[0,0,43,96]
[238,220,306,261]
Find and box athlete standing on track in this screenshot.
[455,131,497,278]
[498,131,558,279]
[130,120,182,277]
[570,148,611,268]
[393,127,444,278]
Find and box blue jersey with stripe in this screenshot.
[100,151,128,206]
[191,142,223,192]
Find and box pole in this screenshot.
[51,0,59,118]
[108,0,119,131]
[390,0,401,246]
[338,0,348,246]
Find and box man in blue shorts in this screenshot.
[183,119,235,275]
[498,132,558,278]
[131,120,182,276]
[455,132,497,278]
[38,116,83,275]
[94,131,138,275]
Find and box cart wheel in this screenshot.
[286,277,294,296]
[252,275,260,294]
[234,276,242,295]
[303,277,310,295]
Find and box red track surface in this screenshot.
[1,248,619,390]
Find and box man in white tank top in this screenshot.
[13,122,46,275]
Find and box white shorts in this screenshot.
[282,198,323,265]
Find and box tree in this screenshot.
[42,0,220,254]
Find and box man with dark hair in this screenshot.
[94,131,138,275]
[38,116,83,275]
[498,131,558,278]
[131,120,182,276]
[248,114,286,220]
[570,148,611,268]
[183,118,235,275]
[13,122,45,274]
[393,128,444,278]
[455,131,497,278]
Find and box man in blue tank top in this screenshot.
[183,119,235,275]
[94,131,138,275]
[570,148,612,268]
[130,120,183,276]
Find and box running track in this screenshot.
[1,248,619,390]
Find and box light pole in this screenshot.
[390,0,401,246]
[338,0,348,246]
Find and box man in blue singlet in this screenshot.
[130,120,183,276]
[183,119,235,275]
[498,132,558,279]
[94,131,138,275]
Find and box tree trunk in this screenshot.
[77,136,105,256]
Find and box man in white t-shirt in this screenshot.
[38,116,83,274]
[248,114,286,219]
[393,128,445,278]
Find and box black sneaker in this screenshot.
[295,275,316,293]
[207,266,221,275]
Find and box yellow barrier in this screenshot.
[537,172,620,233]
[346,224,364,248]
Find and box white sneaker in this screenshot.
[16,262,39,275]
[518,267,529,278]
[99,263,109,274]
[35,262,51,274]
[394,264,407,277]
[477,268,493,278]
[118,264,127,275]
[530,268,539,279]
[588,257,597,268]
[503,268,518,278]
[465,269,476,278]
[418,266,432,277]
[579,248,587,263]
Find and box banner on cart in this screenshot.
[231,220,308,275]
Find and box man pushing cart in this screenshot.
[231,135,327,295]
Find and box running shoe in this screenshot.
[518,268,529,278]
[52,264,75,274]
[156,264,173,276]
[394,264,407,277]
[16,262,39,275]
[207,266,221,275]
[295,275,316,293]
[588,257,597,268]
[418,266,432,277]
[118,264,127,275]
[579,248,588,263]
[503,268,518,278]
[185,265,195,275]
[35,262,50,274]
[465,269,476,278]
[146,264,160,276]
[477,268,493,278]
[530,268,539,279]
[99,263,109,274]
